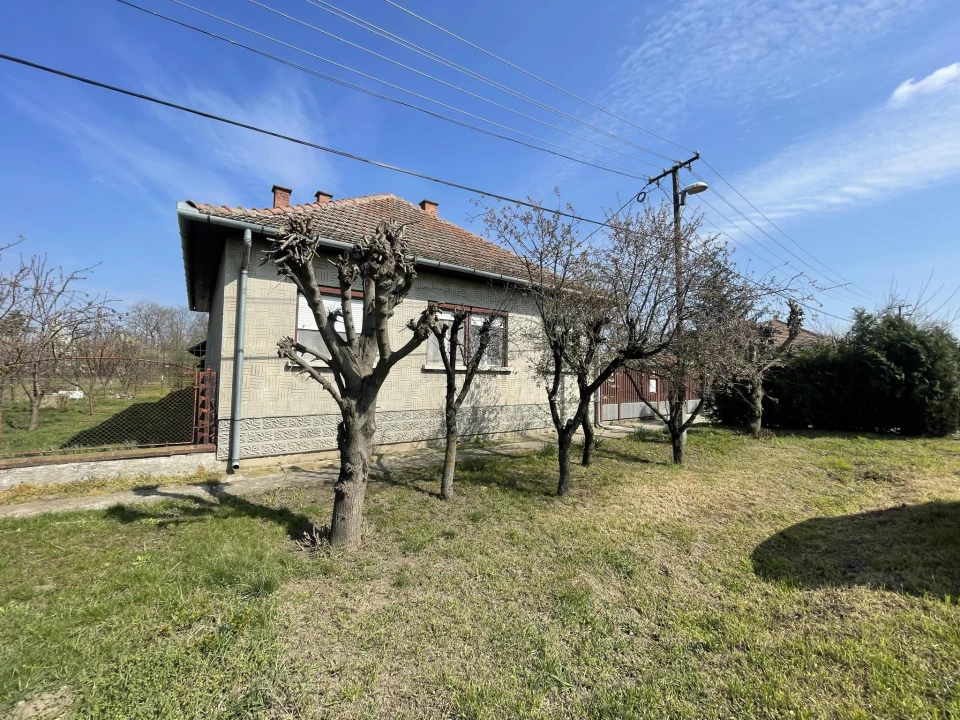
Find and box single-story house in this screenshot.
[177,185,560,466]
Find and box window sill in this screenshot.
[421,365,512,375]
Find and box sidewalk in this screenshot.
[0,424,637,519]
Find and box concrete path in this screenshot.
[0,425,637,519]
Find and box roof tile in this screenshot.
[186,193,529,279]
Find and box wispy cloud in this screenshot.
[604,0,922,128]
[890,62,960,104]
[725,63,960,225]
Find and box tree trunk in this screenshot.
[28,368,41,432]
[440,412,457,501]
[580,414,595,466]
[329,405,376,548]
[557,429,573,496]
[747,383,764,438]
[671,430,684,464]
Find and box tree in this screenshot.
[626,223,765,463]
[738,300,804,437]
[0,246,115,431]
[483,200,681,496]
[428,303,505,500]
[267,217,435,548]
[124,301,207,364]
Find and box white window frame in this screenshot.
[425,308,508,370]
[296,292,364,365]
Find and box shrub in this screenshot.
[712,311,960,436]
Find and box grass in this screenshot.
[2,427,960,718]
[1,383,194,458]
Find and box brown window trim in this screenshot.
[428,301,509,369]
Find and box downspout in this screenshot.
[227,228,252,471]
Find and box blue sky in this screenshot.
[1,0,959,328]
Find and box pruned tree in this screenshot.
[626,230,776,463]
[428,302,506,500]
[482,199,680,496]
[267,217,435,548]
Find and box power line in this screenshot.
[687,167,876,306]
[166,0,663,171]
[116,1,650,181]
[294,0,680,163]
[651,185,852,322]
[0,51,852,324]
[0,52,603,224]
[382,0,695,156]
[690,192,857,307]
[382,0,878,308]
[699,158,884,303]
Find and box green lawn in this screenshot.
[1,428,959,718]
[1,384,195,458]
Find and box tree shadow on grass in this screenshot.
[103,485,320,542]
[752,501,960,600]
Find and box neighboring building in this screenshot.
[177,185,556,465]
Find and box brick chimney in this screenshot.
[419,199,439,215]
[315,190,333,204]
[272,184,292,209]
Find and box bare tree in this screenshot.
[735,300,804,437]
[627,236,773,463]
[0,247,115,431]
[428,302,506,500]
[483,199,681,496]
[124,301,207,364]
[266,218,435,548]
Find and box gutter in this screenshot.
[227,228,252,471]
[177,204,529,288]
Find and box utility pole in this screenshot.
[895,304,911,318]
[647,152,702,445]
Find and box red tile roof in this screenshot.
[185,193,530,280]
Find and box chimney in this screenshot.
[271,184,292,209]
[419,199,439,215]
[315,190,333,204]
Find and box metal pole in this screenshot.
[227,229,252,471]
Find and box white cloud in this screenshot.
[603,0,922,129]
[720,72,960,228]
[890,63,960,104]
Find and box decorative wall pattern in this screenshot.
[216,403,554,460]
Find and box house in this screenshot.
[177,185,555,467]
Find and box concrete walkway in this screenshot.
[0,425,637,519]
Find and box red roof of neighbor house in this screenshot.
[185,193,530,280]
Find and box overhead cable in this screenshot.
[116,1,650,180]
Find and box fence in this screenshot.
[0,357,217,460]
[600,369,699,422]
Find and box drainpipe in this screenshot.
[227,228,252,471]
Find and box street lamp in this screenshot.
[680,181,709,206]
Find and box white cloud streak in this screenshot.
[890,62,960,104]
[727,66,960,225]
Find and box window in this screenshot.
[296,292,363,362]
[648,377,658,395]
[426,309,507,369]
[426,310,465,367]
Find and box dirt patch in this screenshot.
[7,687,72,719]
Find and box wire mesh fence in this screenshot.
[0,357,217,460]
